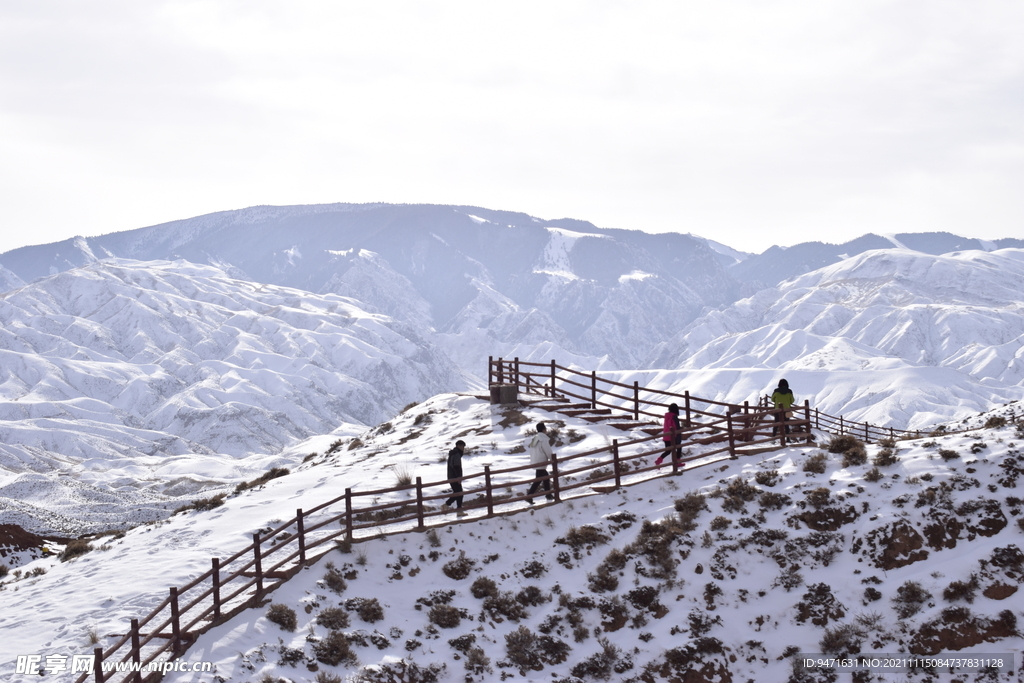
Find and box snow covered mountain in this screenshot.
[646,248,1024,429]
[0,259,467,534]
[0,203,740,369]
[730,231,1024,290]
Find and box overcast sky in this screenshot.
[1,1,1023,256]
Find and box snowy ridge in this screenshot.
[0,259,468,534]
[646,249,1024,428]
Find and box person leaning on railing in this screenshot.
[771,379,796,436]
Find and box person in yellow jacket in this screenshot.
[771,378,795,436]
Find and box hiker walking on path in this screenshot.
[525,422,555,504]
[771,379,796,437]
[655,403,683,469]
[443,439,466,513]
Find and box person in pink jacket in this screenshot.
[655,403,682,469]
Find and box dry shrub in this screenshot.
[442,553,476,580]
[893,581,931,619]
[516,585,550,606]
[755,469,780,487]
[314,631,356,666]
[803,453,828,474]
[674,491,708,522]
[874,446,900,467]
[805,487,832,510]
[625,518,689,578]
[503,626,571,673]
[819,623,865,657]
[943,575,979,603]
[266,603,297,631]
[556,525,610,551]
[938,448,959,461]
[721,478,759,513]
[470,576,498,599]
[759,491,791,510]
[346,597,385,623]
[316,607,349,630]
[428,604,463,628]
[864,467,883,483]
[984,415,1007,429]
[483,591,528,622]
[710,516,731,531]
[324,564,347,594]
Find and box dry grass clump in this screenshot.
[864,467,884,482]
[266,603,297,631]
[802,453,828,474]
[556,525,610,553]
[819,623,865,657]
[313,631,356,666]
[874,438,900,466]
[938,448,959,461]
[804,487,832,510]
[828,435,868,467]
[754,469,780,487]
[235,466,290,494]
[502,626,570,674]
[984,415,1007,429]
[59,539,94,562]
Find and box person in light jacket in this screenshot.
[525,422,555,504]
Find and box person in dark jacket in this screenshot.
[655,403,683,468]
[443,440,466,511]
[771,379,795,436]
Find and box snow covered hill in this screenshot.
[0,203,739,369]
[2,393,1022,683]
[646,248,1024,430]
[0,259,467,535]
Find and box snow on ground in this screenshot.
[4,393,1023,683]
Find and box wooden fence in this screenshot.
[77,357,929,682]
[489,356,927,444]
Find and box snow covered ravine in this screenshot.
[3,393,1022,683]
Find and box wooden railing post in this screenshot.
[550,360,556,398]
[633,382,639,420]
[497,358,504,384]
[550,452,562,503]
[212,558,221,619]
[804,400,811,442]
[170,586,181,656]
[130,618,141,683]
[253,533,264,597]
[488,356,493,384]
[684,391,691,427]
[484,466,494,518]
[612,439,621,488]
[93,646,104,683]
[345,488,354,542]
[415,477,425,529]
[296,509,306,564]
[727,412,737,458]
[839,415,844,435]
[864,422,870,443]
[514,357,520,391]
[591,371,597,409]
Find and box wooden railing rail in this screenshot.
[490,356,926,443]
